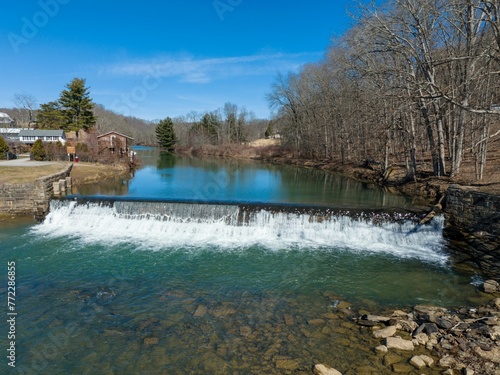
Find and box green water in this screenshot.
[0,148,486,374]
[75,146,421,208]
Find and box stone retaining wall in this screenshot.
[445,185,500,277]
[0,164,72,219]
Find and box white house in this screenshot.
[0,112,14,125]
[18,129,66,145]
[0,128,22,141]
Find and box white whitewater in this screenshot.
[33,200,448,263]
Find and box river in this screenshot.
[0,147,486,374]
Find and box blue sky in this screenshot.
[1,1,357,120]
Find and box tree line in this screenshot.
[4,82,268,151]
[267,0,500,180]
[170,103,268,149]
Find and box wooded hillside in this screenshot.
[267,0,500,181]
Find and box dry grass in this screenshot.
[0,164,69,184]
[0,162,129,186]
[247,138,280,147]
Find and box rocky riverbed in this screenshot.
[38,279,496,374]
[347,280,500,375]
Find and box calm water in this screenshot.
[0,147,486,374]
[76,146,420,208]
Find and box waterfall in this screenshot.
[33,199,448,264]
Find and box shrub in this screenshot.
[31,139,46,161]
[0,136,9,159]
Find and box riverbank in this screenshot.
[70,162,130,186]
[0,161,130,218]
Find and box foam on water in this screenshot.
[33,200,448,263]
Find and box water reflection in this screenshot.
[73,174,133,196]
[74,146,415,209]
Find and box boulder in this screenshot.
[357,319,379,327]
[493,298,500,309]
[386,336,415,351]
[375,345,388,354]
[391,310,408,318]
[438,355,456,368]
[397,319,418,333]
[426,337,438,350]
[414,305,447,315]
[365,314,391,322]
[313,363,342,375]
[409,355,426,369]
[474,346,500,364]
[414,322,439,336]
[412,332,429,346]
[483,279,499,293]
[436,317,455,330]
[373,325,397,339]
[420,354,434,367]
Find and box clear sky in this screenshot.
[1,1,357,121]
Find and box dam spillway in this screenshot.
[37,197,447,264]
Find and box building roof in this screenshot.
[97,131,134,140]
[0,112,14,123]
[0,128,22,134]
[19,129,65,137]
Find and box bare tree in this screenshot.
[13,92,37,126]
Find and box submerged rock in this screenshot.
[276,358,300,371]
[313,363,342,375]
[143,337,159,345]
[193,304,207,317]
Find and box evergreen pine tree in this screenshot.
[155,117,177,153]
[58,78,96,131]
[36,101,64,129]
[31,139,46,161]
[0,136,9,159]
[199,112,219,143]
[265,121,274,139]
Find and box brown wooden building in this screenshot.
[97,131,134,156]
